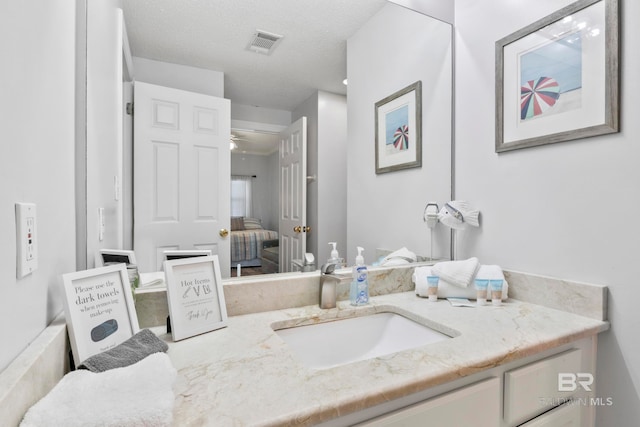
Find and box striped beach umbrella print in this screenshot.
[520,76,560,120]
[393,125,409,150]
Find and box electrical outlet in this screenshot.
[16,202,38,278]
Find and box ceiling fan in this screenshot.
[230,133,250,150]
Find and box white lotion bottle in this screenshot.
[350,247,369,306]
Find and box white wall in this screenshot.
[292,91,347,266]
[389,0,454,24]
[132,57,224,97]
[347,3,453,264]
[85,0,125,268]
[231,104,291,128]
[454,0,640,425]
[316,92,347,265]
[0,0,77,371]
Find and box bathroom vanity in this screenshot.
[160,271,607,427]
[0,267,608,426]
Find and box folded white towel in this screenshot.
[414,265,509,299]
[475,265,506,281]
[414,266,472,298]
[431,257,480,288]
[20,353,177,427]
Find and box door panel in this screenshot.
[134,81,230,276]
[279,117,307,272]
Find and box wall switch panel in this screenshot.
[98,207,105,241]
[114,175,120,201]
[15,202,38,278]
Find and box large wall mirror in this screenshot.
[84,0,453,280]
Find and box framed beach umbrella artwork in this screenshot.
[495,0,619,152]
[375,81,422,173]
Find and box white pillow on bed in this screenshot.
[243,217,263,230]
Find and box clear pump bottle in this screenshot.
[350,247,369,306]
[327,242,345,268]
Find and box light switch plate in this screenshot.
[16,202,38,278]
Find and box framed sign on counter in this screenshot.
[164,255,228,341]
[62,264,140,365]
[95,248,137,267]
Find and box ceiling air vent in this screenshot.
[247,30,283,55]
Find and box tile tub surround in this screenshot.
[167,292,608,426]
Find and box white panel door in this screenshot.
[279,117,307,272]
[134,82,230,277]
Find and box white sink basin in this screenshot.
[274,312,451,370]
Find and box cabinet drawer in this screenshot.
[519,402,581,426]
[504,348,582,426]
[357,377,500,427]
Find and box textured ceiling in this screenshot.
[123,0,387,112]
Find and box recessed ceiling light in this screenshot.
[343,79,348,85]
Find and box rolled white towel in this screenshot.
[431,257,480,288]
[414,266,476,299]
[20,353,176,427]
[475,265,505,281]
[414,265,509,299]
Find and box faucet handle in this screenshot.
[321,263,337,274]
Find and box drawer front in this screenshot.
[357,377,500,427]
[519,402,581,426]
[504,348,582,426]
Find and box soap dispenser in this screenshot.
[350,247,369,306]
[327,242,345,268]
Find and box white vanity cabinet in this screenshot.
[356,377,500,427]
[504,348,588,426]
[326,336,597,427]
[519,403,582,426]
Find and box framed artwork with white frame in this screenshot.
[62,264,140,365]
[495,0,619,152]
[164,255,228,341]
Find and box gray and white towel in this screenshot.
[78,328,168,372]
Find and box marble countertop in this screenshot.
[162,291,608,426]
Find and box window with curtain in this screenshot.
[230,175,253,217]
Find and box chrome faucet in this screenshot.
[319,263,340,309]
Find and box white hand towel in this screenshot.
[20,353,177,427]
[414,266,475,299]
[431,257,480,288]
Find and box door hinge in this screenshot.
[126,102,134,115]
